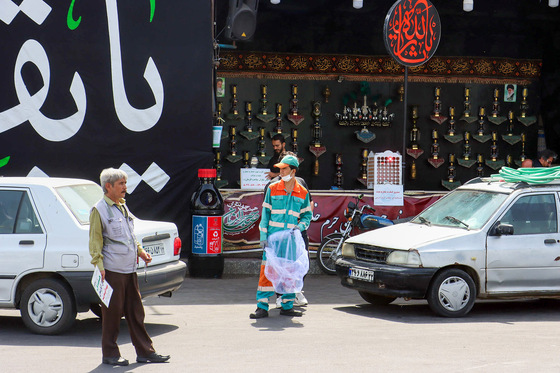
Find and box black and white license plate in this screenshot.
[144,243,165,256]
[349,267,375,282]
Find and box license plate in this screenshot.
[143,243,165,256]
[349,267,375,282]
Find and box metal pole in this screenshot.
[402,66,408,186]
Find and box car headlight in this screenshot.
[386,249,422,267]
[341,242,355,258]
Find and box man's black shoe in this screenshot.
[102,356,129,366]
[279,308,303,317]
[136,352,170,363]
[249,308,269,319]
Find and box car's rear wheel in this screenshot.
[358,291,396,306]
[427,269,476,317]
[20,279,76,335]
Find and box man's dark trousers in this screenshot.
[101,270,155,358]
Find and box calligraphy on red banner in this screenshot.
[383,0,441,67]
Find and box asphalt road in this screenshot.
[2,274,560,372]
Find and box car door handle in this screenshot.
[544,239,558,244]
[19,240,34,245]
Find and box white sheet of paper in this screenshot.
[91,266,113,307]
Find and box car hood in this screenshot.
[345,222,474,251]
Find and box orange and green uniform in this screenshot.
[256,179,312,311]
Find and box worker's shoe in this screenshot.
[294,292,308,307]
[102,356,129,366]
[250,308,269,319]
[279,308,303,317]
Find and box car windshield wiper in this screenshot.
[417,216,431,226]
[444,215,469,229]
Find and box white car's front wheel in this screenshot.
[427,269,476,317]
[20,279,77,335]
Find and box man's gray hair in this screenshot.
[100,168,128,193]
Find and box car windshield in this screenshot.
[411,189,508,230]
[55,184,103,224]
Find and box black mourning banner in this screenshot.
[0,0,213,249]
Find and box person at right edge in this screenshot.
[521,149,557,168]
[250,155,312,319]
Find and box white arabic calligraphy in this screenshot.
[0,0,164,141]
[0,39,86,142]
[105,0,164,132]
[0,0,52,25]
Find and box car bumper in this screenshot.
[335,258,438,299]
[60,260,187,312]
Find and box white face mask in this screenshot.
[281,173,293,182]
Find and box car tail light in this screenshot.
[174,237,182,256]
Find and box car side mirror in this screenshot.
[491,222,514,236]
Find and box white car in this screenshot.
[336,177,560,317]
[0,177,187,334]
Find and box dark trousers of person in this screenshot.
[101,270,155,358]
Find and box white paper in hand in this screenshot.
[91,266,113,307]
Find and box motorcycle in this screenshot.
[316,194,395,275]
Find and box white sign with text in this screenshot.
[240,168,270,190]
[374,184,404,206]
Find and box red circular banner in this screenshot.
[383,0,441,67]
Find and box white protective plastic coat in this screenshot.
[264,229,309,294]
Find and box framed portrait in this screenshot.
[504,83,517,102]
[216,77,225,98]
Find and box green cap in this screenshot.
[274,155,299,169]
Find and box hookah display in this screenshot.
[242,150,250,168]
[257,127,271,166]
[460,87,477,123]
[214,150,228,189]
[427,129,445,168]
[270,103,290,139]
[485,131,504,170]
[476,154,485,177]
[225,125,242,163]
[291,128,299,154]
[406,105,424,159]
[333,153,344,189]
[458,131,476,168]
[226,84,242,120]
[505,154,514,168]
[256,85,275,123]
[443,106,462,143]
[216,101,228,141]
[308,101,326,176]
[441,153,461,190]
[430,87,448,125]
[287,84,304,125]
[357,148,368,187]
[473,106,491,143]
[323,86,331,103]
[240,102,259,140]
[515,133,527,167]
[488,88,506,125]
[501,110,521,145]
[517,87,537,126]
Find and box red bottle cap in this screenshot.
[198,169,217,178]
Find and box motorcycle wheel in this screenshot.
[316,233,344,275]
